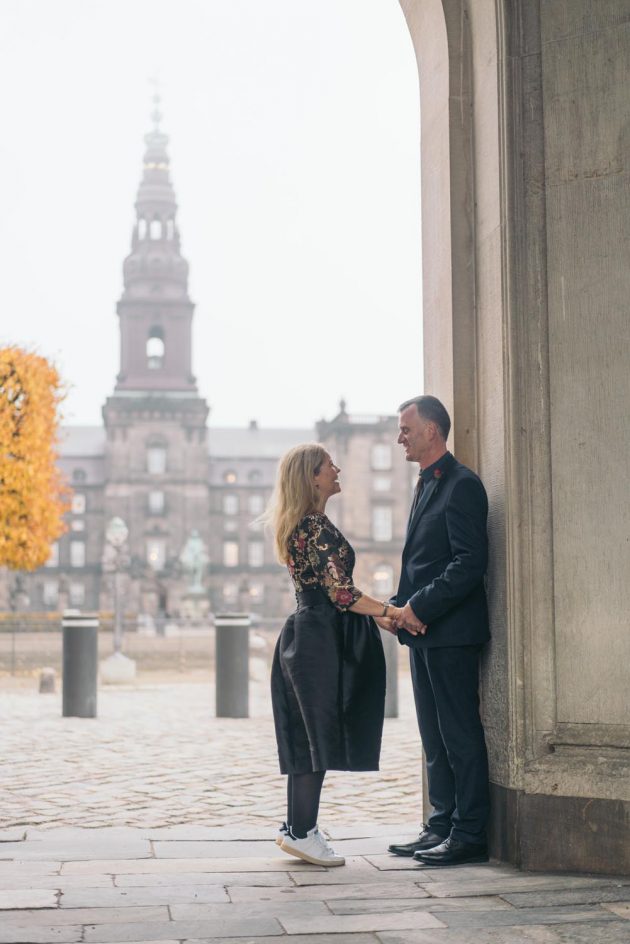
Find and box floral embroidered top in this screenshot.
[287,512,363,611]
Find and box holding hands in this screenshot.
[375,602,427,637]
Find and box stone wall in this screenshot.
[400,0,630,873]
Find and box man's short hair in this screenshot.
[398,395,451,441]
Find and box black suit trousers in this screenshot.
[410,644,490,845]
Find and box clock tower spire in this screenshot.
[115,93,197,392]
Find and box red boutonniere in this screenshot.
[433,468,443,480]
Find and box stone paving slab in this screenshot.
[0,827,27,842]
[82,916,283,942]
[0,873,115,891]
[60,884,231,907]
[169,900,332,920]
[185,937,379,944]
[227,881,429,902]
[502,885,630,908]
[0,888,58,909]
[377,929,561,944]
[0,839,152,861]
[428,905,621,928]
[280,911,446,934]
[0,904,170,925]
[114,871,294,888]
[326,896,514,914]
[63,856,326,874]
[0,928,82,944]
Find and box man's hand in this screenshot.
[374,616,398,635]
[393,602,427,636]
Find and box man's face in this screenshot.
[397,405,432,464]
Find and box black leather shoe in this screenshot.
[413,836,488,866]
[388,825,447,857]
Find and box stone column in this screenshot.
[400,0,630,873]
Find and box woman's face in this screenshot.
[314,453,341,500]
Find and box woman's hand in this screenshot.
[374,616,398,635]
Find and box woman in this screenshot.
[268,443,404,866]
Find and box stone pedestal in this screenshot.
[100,651,136,685]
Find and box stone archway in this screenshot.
[400,0,630,874]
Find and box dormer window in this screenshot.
[147,328,165,370]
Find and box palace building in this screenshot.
[2,106,414,623]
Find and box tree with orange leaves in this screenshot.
[0,346,69,572]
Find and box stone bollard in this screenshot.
[39,667,56,694]
[214,613,250,718]
[382,630,399,718]
[62,611,98,718]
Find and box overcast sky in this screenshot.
[0,0,422,429]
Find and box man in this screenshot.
[380,395,490,866]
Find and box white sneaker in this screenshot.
[276,821,330,846]
[281,826,345,867]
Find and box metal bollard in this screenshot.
[382,630,399,718]
[62,611,98,718]
[214,613,250,718]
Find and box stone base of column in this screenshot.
[489,781,630,875]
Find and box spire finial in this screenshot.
[148,75,162,132]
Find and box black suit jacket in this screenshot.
[394,452,490,649]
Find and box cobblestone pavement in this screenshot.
[0,825,628,943]
[0,661,423,830]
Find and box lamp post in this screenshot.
[100,516,136,683]
[106,516,128,654]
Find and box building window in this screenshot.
[43,579,58,607]
[373,476,391,492]
[146,538,166,571]
[248,494,264,515]
[371,444,392,471]
[148,490,165,514]
[373,564,394,597]
[372,506,393,542]
[248,542,264,568]
[223,582,238,605]
[71,493,86,514]
[71,520,85,532]
[147,446,167,475]
[249,581,265,603]
[46,542,59,567]
[166,219,175,240]
[223,541,239,567]
[70,541,86,568]
[223,494,239,515]
[147,333,165,370]
[223,470,237,484]
[138,218,147,239]
[72,468,87,484]
[248,469,262,483]
[150,218,162,239]
[69,582,85,607]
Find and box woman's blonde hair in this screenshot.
[263,443,328,563]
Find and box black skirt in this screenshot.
[271,590,386,774]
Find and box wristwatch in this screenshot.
[381,602,390,617]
